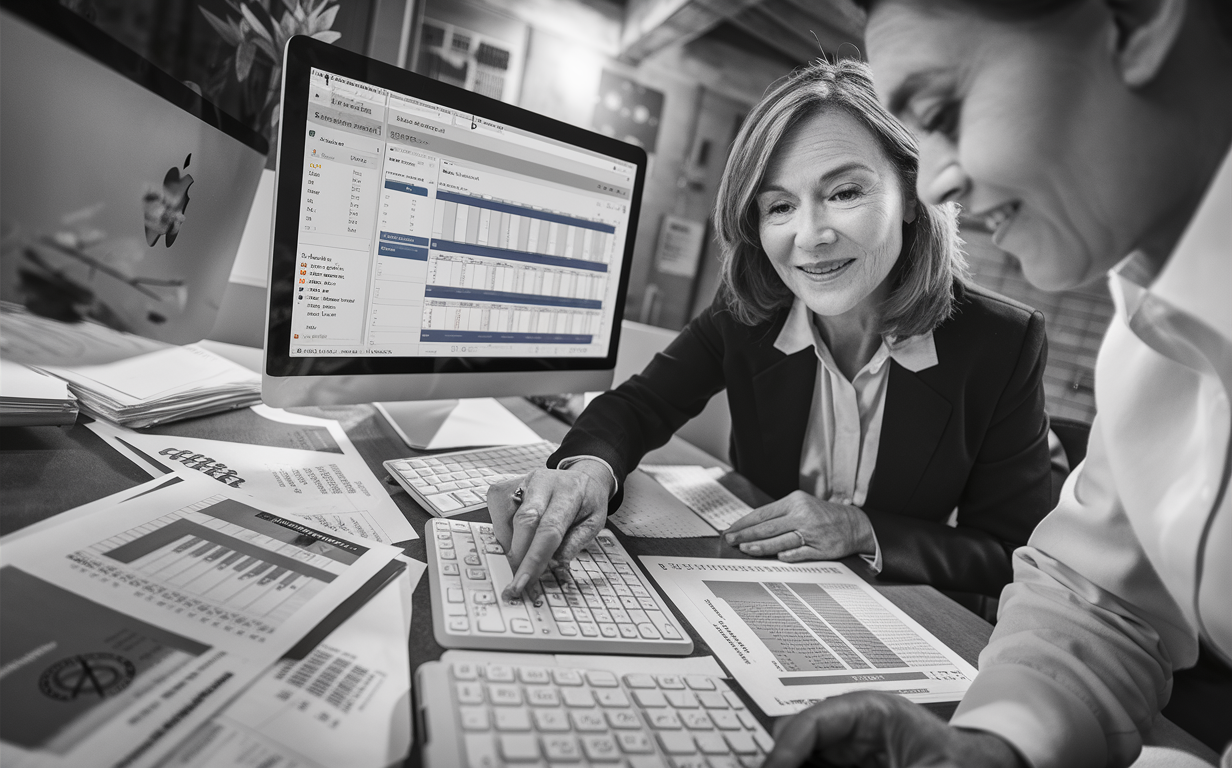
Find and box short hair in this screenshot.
[713,57,968,338]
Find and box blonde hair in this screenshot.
[714,57,969,337]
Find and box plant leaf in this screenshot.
[240,3,276,44]
[312,4,339,33]
[236,39,257,81]
[310,30,341,44]
[199,7,242,46]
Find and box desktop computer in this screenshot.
[261,36,647,414]
[0,1,268,346]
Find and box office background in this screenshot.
[87,0,1110,423]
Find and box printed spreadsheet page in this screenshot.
[640,557,977,716]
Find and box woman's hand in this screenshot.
[486,460,614,600]
[723,490,875,561]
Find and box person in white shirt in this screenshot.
[765,0,1232,765]
[489,58,1056,619]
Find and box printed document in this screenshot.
[161,558,426,768]
[0,473,403,768]
[640,557,977,716]
[87,406,418,544]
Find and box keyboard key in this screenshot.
[439,549,456,560]
[476,615,505,633]
[442,563,460,576]
[648,710,682,730]
[459,706,489,730]
[595,689,629,707]
[666,691,698,708]
[738,711,759,730]
[661,623,683,640]
[465,568,487,580]
[586,671,619,687]
[561,688,595,707]
[699,692,729,709]
[616,731,654,753]
[472,591,495,605]
[606,709,641,729]
[754,731,775,751]
[632,689,667,708]
[557,622,579,636]
[448,617,469,632]
[685,675,716,690]
[488,683,523,706]
[695,732,730,754]
[710,711,742,730]
[497,733,539,761]
[456,682,484,704]
[598,623,618,638]
[447,588,465,603]
[553,669,584,686]
[618,623,639,639]
[657,675,685,689]
[494,708,531,731]
[682,710,714,730]
[485,665,514,681]
[532,708,570,731]
[657,732,696,754]
[552,607,574,622]
[527,687,559,707]
[578,623,599,637]
[724,692,746,709]
[570,710,607,732]
[453,663,479,680]
[636,623,662,640]
[724,732,757,755]
[581,734,621,761]
[706,758,742,768]
[463,733,499,768]
[518,666,550,684]
[542,734,582,761]
[510,618,533,634]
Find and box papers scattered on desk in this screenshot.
[40,344,261,428]
[641,465,752,532]
[608,469,721,538]
[640,557,978,716]
[164,558,425,768]
[87,405,419,544]
[0,472,404,768]
[0,359,78,426]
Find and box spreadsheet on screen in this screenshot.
[290,68,637,360]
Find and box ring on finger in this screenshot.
[792,530,806,549]
[512,487,526,504]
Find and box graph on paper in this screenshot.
[641,557,977,715]
[69,496,365,641]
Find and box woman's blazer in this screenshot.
[548,280,1054,598]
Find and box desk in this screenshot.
[3,397,1211,765]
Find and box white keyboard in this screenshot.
[385,441,557,517]
[426,519,694,655]
[641,466,752,532]
[417,659,773,768]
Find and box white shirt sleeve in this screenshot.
[949,414,1198,768]
[555,455,619,499]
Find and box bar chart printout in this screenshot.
[0,473,402,768]
[639,558,978,716]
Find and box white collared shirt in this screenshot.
[773,298,939,570]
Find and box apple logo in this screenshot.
[143,153,195,247]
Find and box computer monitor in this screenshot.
[262,36,647,416]
[0,2,268,346]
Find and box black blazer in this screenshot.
[549,280,1053,598]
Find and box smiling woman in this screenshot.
[486,58,1055,612]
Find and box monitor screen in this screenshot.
[264,37,647,405]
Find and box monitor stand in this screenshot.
[375,398,543,451]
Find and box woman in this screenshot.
[764,0,1232,766]
[489,58,1053,608]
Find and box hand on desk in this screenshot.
[486,461,615,600]
[724,490,875,562]
[764,691,1025,768]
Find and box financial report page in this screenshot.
[289,68,636,359]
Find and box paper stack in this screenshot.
[0,359,79,426]
[41,343,261,428]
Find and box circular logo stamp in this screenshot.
[39,654,136,701]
